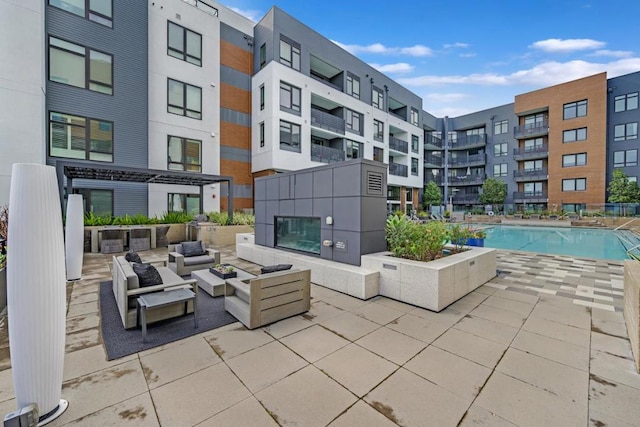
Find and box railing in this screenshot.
[450,174,486,186]
[453,193,480,203]
[513,191,548,201]
[389,136,409,154]
[309,72,342,91]
[424,134,443,149]
[310,144,345,164]
[389,110,406,121]
[513,168,548,181]
[424,154,443,167]
[448,134,487,150]
[310,108,345,135]
[448,153,486,166]
[514,121,549,138]
[181,0,218,16]
[427,176,443,185]
[513,145,549,159]
[389,162,408,177]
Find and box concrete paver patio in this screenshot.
[0,246,638,426]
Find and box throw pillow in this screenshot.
[132,263,163,287]
[182,240,206,257]
[260,264,293,274]
[125,250,142,264]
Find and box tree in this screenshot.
[608,169,640,215]
[422,181,442,212]
[479,178,507,211]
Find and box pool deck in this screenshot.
[0,247,638,426]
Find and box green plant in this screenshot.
[207,211,230,225]
[83,211,113,226]
[448,224,472,252]
[386,216,450,262]
[158,211,194,224]
[231,212,255,226]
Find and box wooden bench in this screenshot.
[224,269,311,329]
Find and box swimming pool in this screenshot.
[483,225,629,260]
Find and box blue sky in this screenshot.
[220,0,640,117]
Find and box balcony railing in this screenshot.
[427,176,443,185]
[311,144,345,164]
[448,153,486,167]
[424,155,443,167]
[182,0,219,16]
[448,134,487,150]
[310,108,345,135]
[513,168,548,181]
[424,134,443,149]
[449,174,486,186]
[513,191,548,202]
[513,145,549,160]
[514,121,549,139]
[389,162,408,177]
[389,136,409,154]
[452,193,480,204]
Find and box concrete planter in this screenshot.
[624,259,640,373]
[197,224,254,247]
[361,247,497,312]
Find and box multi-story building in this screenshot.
[1,0,639,217]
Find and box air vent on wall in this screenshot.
[367,172,383,195]
[176,13,181,20]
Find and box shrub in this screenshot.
[386,216,450,262]
[158,211,194,224]
[84,211,113,226]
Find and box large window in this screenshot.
[276,217,321,255]
[614,122,638,141]
[494,143,508,157]
[75,189,113,216]
[411,135,419,153]
[411,158,419,176]
[524,113,545,129]
[280,81,301,114]
[562,153,586,167]
[168,78,202,119]
[280,120,300,152]
[259,122,265,147]
[49,111,113,162]
[410,108,419,126]
[494,119,508,135]
[563,100,587,120]
[374,119,384,142]
[49,37,113,94]
[49,0,113,27]
[524,160,543,171]
[168,193,200,215]
[279,37,300,71]
[562,178,586,192]
[345,109,362,134]
[563,127,587,143]
[372,87,384,110]
[614,150,638,167]
[524,137,544,151]
[493,163,507,177]
[373,147,384,162]
[615,92,638,112]
[346,140,362,159]
[259,85,265,110]
[168,136,201,172]
[346,73,360,99]
[524,182,543,196]
[167,21,202,66]
[259,43,266,68]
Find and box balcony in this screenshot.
[311,144,345,164]
[513,168,548,182]
[389,136,409,154]
[513,145,549,160]
[389,162,408,177]
[453,193,480,204]
[424,134,443,149]
[513,191,548,203]
[448,153,486,167]
[449,174,486,186]
[310,55,343,91]
[448,134,487,150]
[514,121,549,139]
[310,108,345,135]
[424,154,443,167]
[426,176,443,185]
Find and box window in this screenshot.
[494,119,508,135]
[524,182,543,196]
[494,143,508,157]
[524,160,543,171]
[373,147,384,162]
[280,120,300,152]
[49,111,113,162]
[614,122,638,141]
[167,21,202,66]
[346,140,362,159]
[279,81,301,114]
[168,193,200,215]
[524,113,545,129]
[346,73,360,99]
[614,150,638,167]
[563,127,587,143]
[562,153,587,167]
[411,158,419,176]
[167,78,202,119]
[279,37,300,71]
[411,135,419,153]
[562,178,586,192]
[493,164,507,177]
[259,43,266,69]
[410,108,419,126]
[372,87,384,110]
[75,189,113,216]
[259,85,265,110]
[345,109,362,134]
[630,176,638,183]
[524,137,544,152]
[49,0,113,27]
[168,136,201,172]
[374,119,384,142]
[259,122,265,147]
[563,100,587,120]
[615,92,638,112]
[49,37,113,94]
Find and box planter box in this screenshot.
[197,224,254,247]
[361,247,497,312]
[209,265,237,279]
[624,259,640,373]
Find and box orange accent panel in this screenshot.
[220,83,251,114]
[220,121,251,150]
[220,159,253,185]
[220,40,252,75]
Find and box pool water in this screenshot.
[483,225,629,260]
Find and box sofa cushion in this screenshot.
[260,264,293,274]
[132,263,163,287]
[182,240,207,257]
[125,250,142,264]
[183,255,214,266]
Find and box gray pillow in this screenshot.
[125,250,142,264]
[182,241,206,257]
[132,263,163,287]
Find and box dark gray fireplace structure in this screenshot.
[254,159,388,266]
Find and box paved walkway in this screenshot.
[0,248,638,426]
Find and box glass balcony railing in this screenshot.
[310,144,345,164]
[424,134,443,149]
[513,145,549,160]
[310,108,345,135]
[513,191,548,201]
[389,162,408,177]
[448,134,487,150]
[513,168,548,181]
[389,136,409,154]
[448,153,486,167]
[513,121,549,139]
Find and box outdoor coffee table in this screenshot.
[192,267,256,297]
[137,288,197,342]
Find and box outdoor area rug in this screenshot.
[99,281,237,360]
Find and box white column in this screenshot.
[8,163,68,424]
[65,194,83,281]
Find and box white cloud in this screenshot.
[227,7,262,22]
[529,38,605,53]
[443,42,469,49]
[590,49,634,58]
[332,41,432,57]
[399,73,509,87]
[425,93,469,103]
[370,62,414,74]
[459,53,476,58]
[400,45,433,57]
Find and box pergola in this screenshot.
[55,160,234,220]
